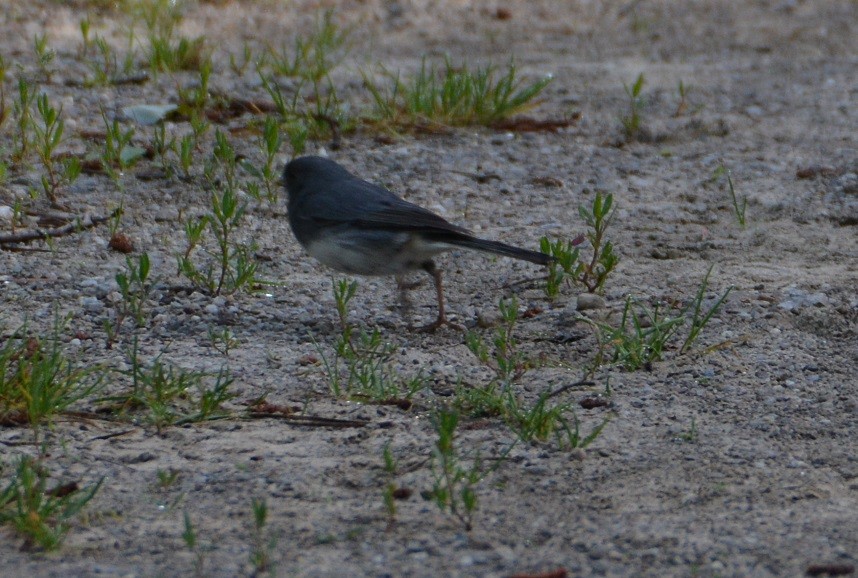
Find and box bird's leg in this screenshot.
[395,274,416,326]
[396,275,424,291]
[418,261,463,332]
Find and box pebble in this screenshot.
[475,310,499,328]
[80,296,104,313]
[576,293,606,310]
[779,287,829,310]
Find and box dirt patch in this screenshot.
[1,1,856,577]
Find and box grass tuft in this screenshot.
[364,58,552,128]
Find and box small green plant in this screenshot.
[155,468,181,490]
[460,298,604,448]
[540,236,582,299]
[262,10,347,82]
[307,76,353,138]
[454,382,602,449]
[240,116,283,203]
[176,60,212,121]
[148,33,207,73]
[0,56,8,129]
[178,133,195,178]
[577,192,619,292]
[315,279,425,402]
[621,72,646,139]
[79,18,92,56]
[102,340,234,433]
[134,0,183,37]
[680,265,733,354]
[452,381,507,419]
[177,131,260,295]
[151,122,175,176]
[429,409,485,531]
[504,391,574,444]
[101,111,147,176]
[505,391,607,448]
[333,277,358,332]
[677,416,698,443]
[593,296,685,371]
[32,93,81,205]
[182,511,206,578]
[0,456,103,551]
[84,34,130,86]
[541,191,618,295]
[33,33,56,80]
[257,73,311,154]
[381,443,398,523]
[107,252,154,346]
[12,78,35,161]
[590,267,732,370]
[228,43,254,76]
[364,57,552,128]
[249,498,276,575]
[675,79,688,117]
[714,163,747,227]
[465,296,526,386]
[258,72,347,147]
[0,322,104,431]
[208,326,238,357]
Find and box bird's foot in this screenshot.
[418,314,464,333]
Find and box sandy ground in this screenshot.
[1,1,857,577]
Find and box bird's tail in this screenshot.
[455,236,553,266]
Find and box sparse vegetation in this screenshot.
[541,191,619,297]
[714,163,748,226]
[182,511,207,578]
[0,456,103,551]
[99,340,234,433]
[364,58,552,128]
[240,116,283,203]
[249,498,276,576]
[621,72,646,139]
[0,3,815,573]
[588,267,732,371]
[261,10,348,82]
[106,252,155,347]
[462,297,606,449]
[428,408,484,531]
[32,93,81,205]
[381,443,399,524]
[177,130,261,295]
[101,110,146,176]
[0,321,104,431]
[316,279,426,402]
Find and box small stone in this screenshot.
[122,451,157,464]
[569,448,586,461]
[80,296,104,313]
[475,310,499,328]
[576,294,606,311]
[154,206,179,222]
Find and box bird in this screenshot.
[283,155,552,330]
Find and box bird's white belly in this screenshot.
[305,231,452,275]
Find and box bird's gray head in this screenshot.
[283,156,354,197]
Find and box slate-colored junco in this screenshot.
[283,155,551,330]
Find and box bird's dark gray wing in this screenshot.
[302,178,472,236]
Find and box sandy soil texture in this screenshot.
[1,1,856,577]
